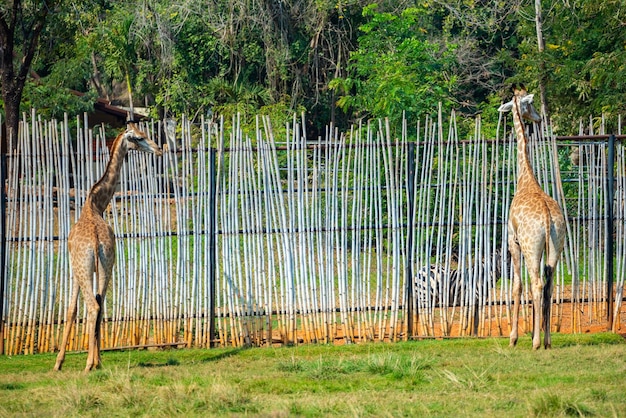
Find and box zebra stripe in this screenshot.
[414,250,507,307]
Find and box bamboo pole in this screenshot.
[363,122,377,341]
[250,127,266,346]
[338,124,351,343]
[351,125,364,341]
[3,110,621,354]
[5,122,18,354]
[258,132,274,346]
[13,117,31,354]
[199,118,210,347]
[309,131,323,343]
[41,118,55,353]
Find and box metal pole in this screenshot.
[208,148,217,347]
[0,154,6,355]
[405,143,416,338]
[606,134,615,329]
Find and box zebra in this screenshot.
[414,263,459,307]
[413,249,507,308]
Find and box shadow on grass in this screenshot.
[135,347,245,368]
[199,347,247,363]
[137,357,182,368]
[0,383,26,390]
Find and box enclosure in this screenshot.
[0,110,624,355]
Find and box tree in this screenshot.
[515,0,626,133]
[102,13,138,118]
[533,0,548,118]
[430,0,522,112]
[330,5,458,127]
[0,0,57,152]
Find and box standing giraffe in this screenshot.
[498,87,565,350]
[54,122,162,371]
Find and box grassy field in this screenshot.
[0,333,625,417]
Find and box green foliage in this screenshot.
[7,0,626,133]
[154,13,229,117]
[100,11,137,99]
[20,81,95,120]
[513,0,626,134]
[0,1,105,124]
[216,94,305,145]
[330,5,458,127]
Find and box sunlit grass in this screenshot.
[0,333,625,417]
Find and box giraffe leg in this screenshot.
[74,262,100,372]
[508,234,522,347]
[84,294,100,372]
[543,220,565,350]
[53,281,79,371]
[542,265,554,349]
[93,294,103,368]
[93,263,112,369]
[530,264,543,350]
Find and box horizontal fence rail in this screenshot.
[0,111,625,355]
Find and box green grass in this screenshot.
[0,333,625,417]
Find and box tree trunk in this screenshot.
[0,1,53,153]
[125,70,135,120]
[535,0,549,120]
[0,65,23,154]
[90,51,108,100]
[2,90,21,153]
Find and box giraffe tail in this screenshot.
[542,200,554,332]
[543,200,552,269]
[93,240,104,341]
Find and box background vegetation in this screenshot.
[1,333,625,416]
[2,0,625,142]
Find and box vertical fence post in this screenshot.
[606,134,615,329]
[405,143,416,338]
[208,148,217,347]
[0,153,5,355]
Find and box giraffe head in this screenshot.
[497,86,541,123]
[124,122,163,156]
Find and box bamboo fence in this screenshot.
[0,110,624,355]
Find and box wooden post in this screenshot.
[0,153,6,355]
[606,134,615,329]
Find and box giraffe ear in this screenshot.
[521,94,535,104]
[498,100,514,113]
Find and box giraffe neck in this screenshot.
[86,131,128,214]
[512,99,542,192]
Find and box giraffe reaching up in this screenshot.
[498,87,565,350]
[54,122,162,371]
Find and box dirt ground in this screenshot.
[256,298,626,349]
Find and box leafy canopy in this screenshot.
[330,4,458,126]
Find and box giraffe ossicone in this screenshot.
[54,123,162,372]
[499,87,565,350]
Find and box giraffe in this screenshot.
[498,87,565,350]
[54,122,162,371]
